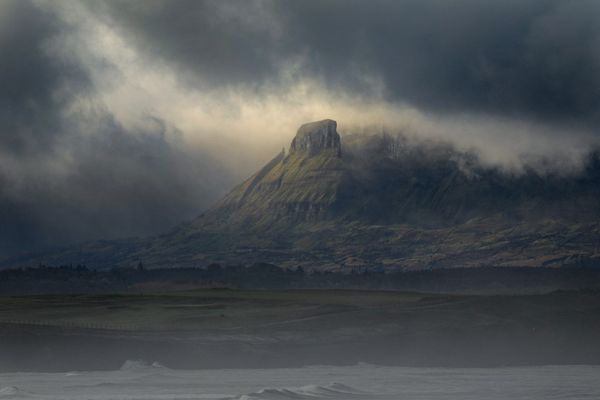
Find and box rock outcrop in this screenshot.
[210,119,345,225]
[290,119,341,157]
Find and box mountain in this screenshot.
[207,119,345,226]
[5,119,600,271]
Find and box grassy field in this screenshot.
[1,289,599,371]
[0,289,425,330]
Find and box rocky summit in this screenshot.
[7,119,600,271]
[210,118,345,224]
[290,119,341,157]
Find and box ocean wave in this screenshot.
[0,386,31,399]
[119,360,167,371]
[233,383,370,400]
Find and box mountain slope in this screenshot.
[206,123,346,227]
[5,119,600,271]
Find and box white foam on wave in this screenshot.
[0,386,30,399]
[119,360,167,371]
[234,383,369,400]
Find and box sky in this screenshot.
[1,0,600,258]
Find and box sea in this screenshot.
[1,362,599,400]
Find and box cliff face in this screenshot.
[206,119,346,225]
[290,119,341,157]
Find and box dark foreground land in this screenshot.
[2,264,600,295]
[1,288,599,372]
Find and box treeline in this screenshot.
[1,263,600,295]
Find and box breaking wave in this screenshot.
[233,383,370,400]
[0,386,30,399]
[119,360,167,371]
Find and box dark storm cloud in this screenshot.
[92,0,282,89]
[0,0,91,153]
[0,0,232,258]
[100,0,600,125]
[0,112,228,258]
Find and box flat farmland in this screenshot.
[1,289,599,371]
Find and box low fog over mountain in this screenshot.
[2,0,600,259]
